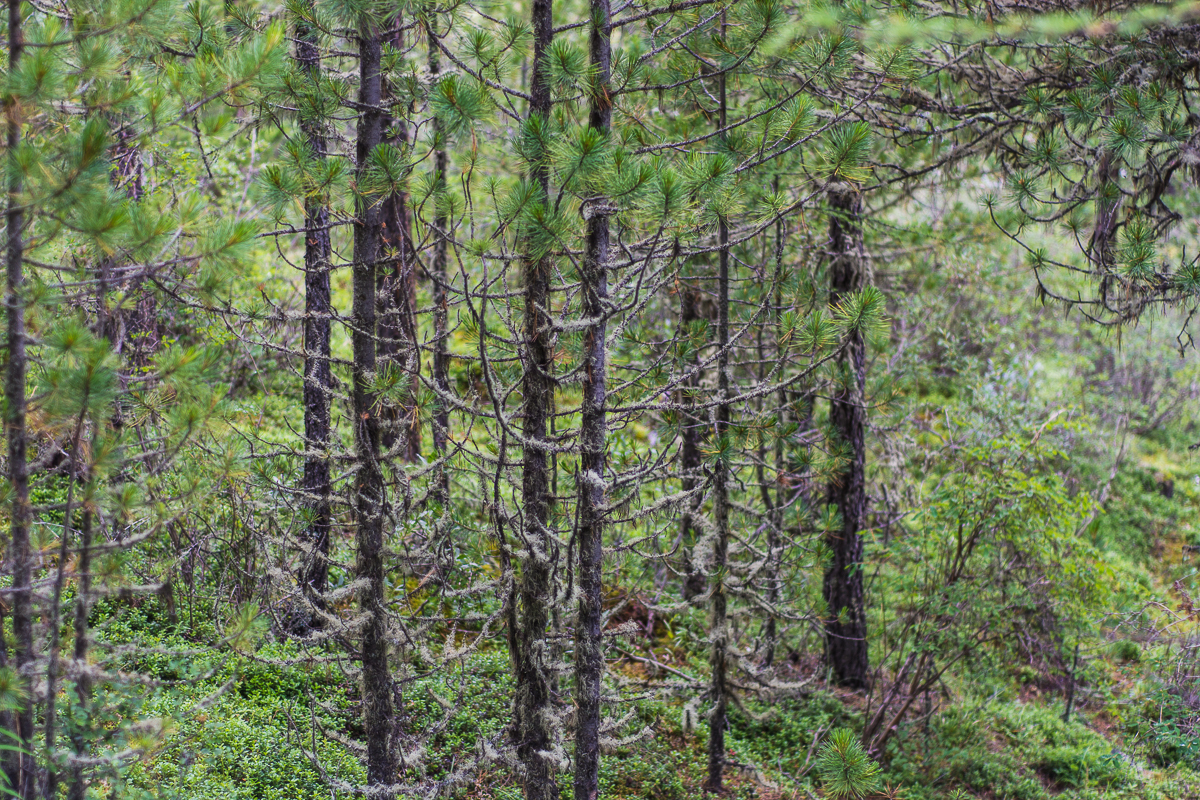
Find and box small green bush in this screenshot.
[1038,746,1129,788]
[1110,639,1142,663]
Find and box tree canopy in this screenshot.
[3,0,1200,798]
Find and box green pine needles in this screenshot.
[817,728,882,799]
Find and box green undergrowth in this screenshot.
[91,425,1200,800]
[98,607,1200,800]
[96,622,1200,800]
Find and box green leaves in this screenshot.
[1116,215,1158,280]
[1104,113,1145,161]
[1062,89,1100,129]
[797,308,838,355]
[544,39,590,97]
[820,121,873,183]
[431,74,489,140]
[0,669,29,715]
[370,361,413,406]
[832,285,889,341]
[226,602,268,654]
[765,95,817,146]
[817,728,881,799]
[497,179,572,261]
[9,25,65,103]
[39,322,120,421]
[682,151,738,221]
[638,161,687,224]
[358,142,411,200]
[801,31,857,83]
[196,219,260,300]
[321,0,395,34]
[552,125,613,195]
[515,113,553,170]
[258,163,302,212]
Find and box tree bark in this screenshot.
[678,283,706,601]
[428,15,450,510]
[94,123,152,371]
[762,202,786,667]
[1091,149,1118,271]
[353,22,397,799]
[3,0,35,792]
[573,1,611,797]
[296,0,334,612]
[823,184,870,690]
[379,17,420,461]
[704,34,730,792]
[511,0,560,795]
[67,503,93,800]
[41,403,89,799]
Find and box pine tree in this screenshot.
[349,7,399,794]
[817,728,881,799]
[3,0,34,791]
[378,11,420,462]
[511,0,561,794]
[0,0,282,790]
[823,182,871,689]
[294,0,334,615]
[704,10,733,789]
[426,9,451,512]
[573,0,613,794]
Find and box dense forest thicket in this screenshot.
[5,0,1200,797]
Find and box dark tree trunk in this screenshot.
[1092,147,1120,313]
[42,406,89,799]
[823,184,870,690]
[296,2,333,612]
[511,0,559,796]
[573,1,611,797]
[98,126,152,367]
[379,17,420,462]
[116,129,156,370]
[67,505,93,800]
[4,0,34,793]
[761,203,787,667]
[428,16,450,510]
[678,283,706,601]
[704,41,730,793]
[353,23,397,799]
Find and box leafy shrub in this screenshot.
[1038,746,1128,788]
[1127,686,1200,769]
[1110,639,1142,663]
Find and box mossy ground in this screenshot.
[104,595,1200,799]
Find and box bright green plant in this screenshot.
[817,728,881,799]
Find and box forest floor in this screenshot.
[101,446,1200,800]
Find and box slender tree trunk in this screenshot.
[67,501,93,800]
[763,198,786,667]
[97,125,145,355]
[573,1,611,797]
[512,0,559,796]
[353,23,397,799]
[296,1,334,613]
[823,183,870,690]
[1093,145,1121,311]
[428,15,450,510]
[3,0,35,792]
[379,17,420,461]
[678,283,706,601]
[705,37,730,792]
[118,127,155,371]
[41,403,88,798]
[0,607,8,794]
[1092,149,1118,270]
